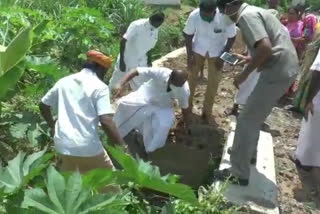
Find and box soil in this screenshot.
[124,50,320,213]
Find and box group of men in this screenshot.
[40,0,299,187]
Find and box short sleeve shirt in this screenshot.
[122,19,158,66]
[237,4,299,82]
[41,68,114,157]
[136,67,190,108]
[184,8,236,57]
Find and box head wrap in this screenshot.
[87,50,112,69]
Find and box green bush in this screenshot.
[307,0,320,10]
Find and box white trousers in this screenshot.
[296,101,320,167]
[235,69,260,105]
[113,96,175,153]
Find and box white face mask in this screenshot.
[223,0,240,20]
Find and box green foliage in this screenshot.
[53,7,116,69]
[0,148,52,194]
[109,0,148,35]
[307,0,320,10]
[86,146,198,204]
[22,166,128,214]
[0,27,32,101]
[182,0,199,7]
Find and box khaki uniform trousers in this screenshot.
[59,149,115,173]
[58,150,119,193]
[188,52,223,115]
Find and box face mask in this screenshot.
[201,14,214,23]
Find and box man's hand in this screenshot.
[113,84,123,99]
[234,71,250,89]
[233,53,251,66]
[120,59,126,72]
[304,102,314,121]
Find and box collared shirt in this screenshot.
[183,8,236,57]
[135,67,190,109]
[123,18,158,66]
[237,3,299,82]
[41,68,114,157]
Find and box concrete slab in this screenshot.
[152,47,185,67]
[214,122,279,214]
[144,0,180,5]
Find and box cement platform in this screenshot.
[214,122,279,214]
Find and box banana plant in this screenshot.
[0,26,33,118]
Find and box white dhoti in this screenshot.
[109,55,149,91]
[235,69,260,105]
[113,91,175,153]
[296,94,320,167]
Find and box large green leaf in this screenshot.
[106,146,198,204]
[0,66,24,101]
[0,148,52,194]
[0,27,32,75]
[9,122,29,139]
[22,166,128,214]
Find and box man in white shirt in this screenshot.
[109,12,165,92]
[40,50,127,174]
[113,67,190,153]
[184,0,236,123]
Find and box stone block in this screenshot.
[215,122,279,214]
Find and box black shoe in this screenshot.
[213,169,249,186]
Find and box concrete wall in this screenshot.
[144,0,180,5]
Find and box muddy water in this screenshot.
[125,123,224,189]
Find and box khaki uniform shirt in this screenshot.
[237,4,299,82]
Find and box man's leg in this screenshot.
[203,58,223,117]
[188,53,205,111]
[142,107,175,153]
[230,77,295,180]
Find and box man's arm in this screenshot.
[113,69,139,97]
[118,69,139,87]
[39,102,55,137]
[234,38,272,88]
[244,38,272,74]
[119,38,127,72]
[184,32,194,69]
[99,114,126,147]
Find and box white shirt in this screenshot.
[184,8,237,57]
[135,67,190,109]
[123,18,159,66]
[41,69,114,157]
